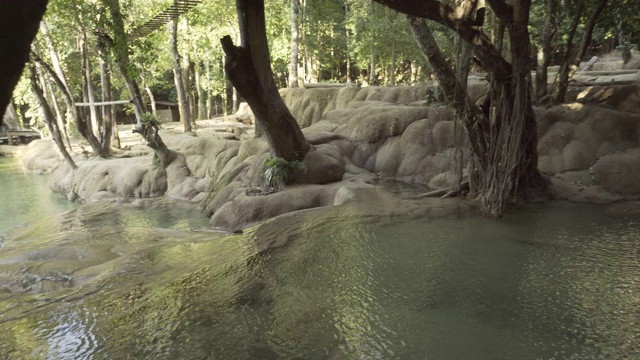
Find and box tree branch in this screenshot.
[374,0,512,81]
[486,0,513,23]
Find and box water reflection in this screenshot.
[0,184,638,359]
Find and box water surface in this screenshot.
[0,159,638,359]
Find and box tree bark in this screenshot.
[205,59,213,118]
[534,0,556,103]
[390,42,397,86]
[99,56,114,153]
[29,62,77,170]
[145,85,157,116]
[170,15,192,132]
[31,51,108,158]
[0,0,48,120]
[553,0,608,104]
[45,77,73,151]
[385,0,546,216]
[41,20,72,146]
[195,63,206,120]
[221,0,309,163]
[100,0,147,127]
[81,36,101,139]
[408,17,488,163]
[289,0,300,88]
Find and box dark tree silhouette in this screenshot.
[0,0,49,123]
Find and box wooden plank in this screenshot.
[75,99,132,106]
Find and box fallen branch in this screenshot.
[413,181,470,199]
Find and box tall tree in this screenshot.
[552,0,609,104]
[31,50,108,158]
[170,13,192,132]
[99,0,147,128]
[375,0,547,217]
[28,61,78,170]
[0,0,49,121]
[221,0,309,165]
[534,0,557,103]
[288,0,300,87]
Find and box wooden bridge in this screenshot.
[127,0,202,40]
[0,130,41,145]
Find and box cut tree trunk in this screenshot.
[221,0,309,162]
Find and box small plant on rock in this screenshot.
[263,155,305,190]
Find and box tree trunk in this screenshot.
[45,77,73,151]
[195,63,206,120]
[31,51,108,158]
[221,0,309,163]
[289,0,300,87]
[145,85,157,116]
[553,0,608,104]
[536,0,558,104]
[187,59,197,126]
[232,87,238,113]
[390,42,397,86]
[81,36,101,139]
[41,21,71,98]
[455,34,472,92]
[345,3,351,82]
[41,20,72,146]
[206,60,212,118]
[170,16,191,132]
[100,0,146,127]
[29,62,77,170]
[99,57,113,153]
[535,0,557,103]
[385,0,546,217]
[0,0,48,120]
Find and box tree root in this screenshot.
[414,181,470,199]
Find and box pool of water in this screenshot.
[0,157,77,233]
[0,158,638,359]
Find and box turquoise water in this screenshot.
[0,158,639,359]
[0,157,77,234]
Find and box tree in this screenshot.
[99,0,178,169]
[99,0,147,128]
[28,61,78,170]
[551,0,609,104]
[374,0,547,217]
[169,12,192,132]
[0,0,49,122]
[221,0,309,166]
[31,50,109,158]
[288,0,300,88]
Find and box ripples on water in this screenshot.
[0,163,639,359]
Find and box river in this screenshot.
[0,156,638,359]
